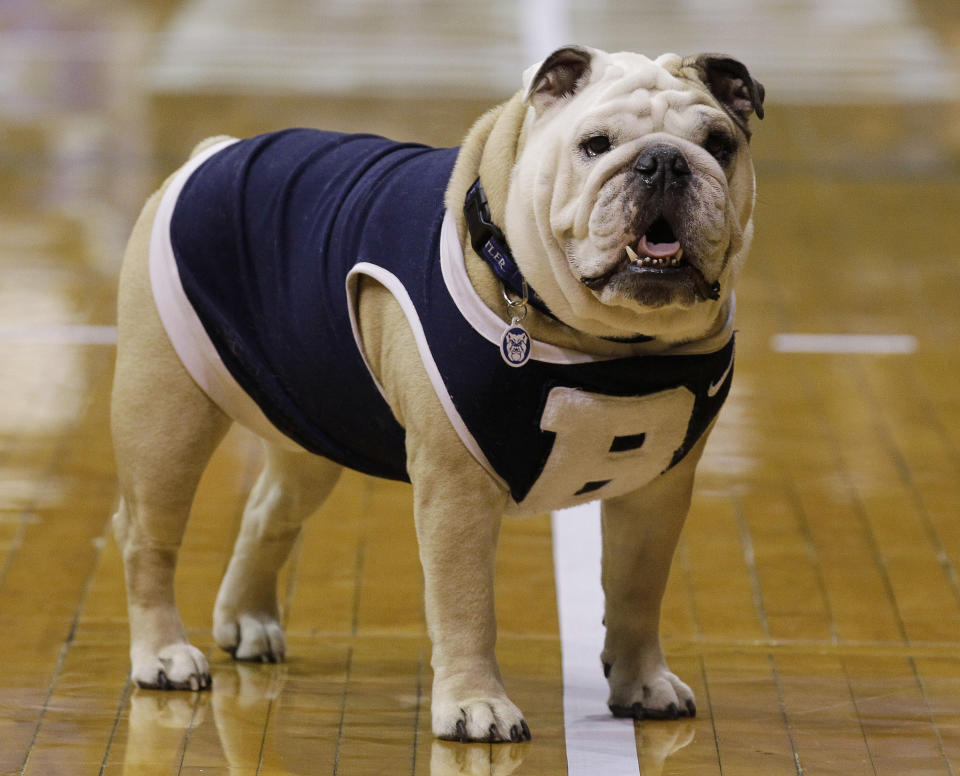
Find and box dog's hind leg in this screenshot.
[213,445,341,662]
[111,189,231,690]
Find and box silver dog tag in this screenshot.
[500,318,531,367]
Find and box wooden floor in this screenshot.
[3,1,960,774]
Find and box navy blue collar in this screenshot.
[464,178,555,317]
[463,178,651,344]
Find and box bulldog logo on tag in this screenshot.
[501,324,531,367]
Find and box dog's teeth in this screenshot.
[626,243,689,269]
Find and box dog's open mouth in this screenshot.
[582,217,719,302]
[624,218,684,269]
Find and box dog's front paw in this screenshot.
[213,611,286,663]
[434,698,531,743]
[131,642,211,691]
[605,663,696,720]
[432,678,531,743]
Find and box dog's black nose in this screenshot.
[634,145,690,188]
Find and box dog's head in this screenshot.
[504,46,764,342]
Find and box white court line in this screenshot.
[522,0,571,64]
[520,0,640,765]
[0,325,118,345]
[535,0,635,761]
[553,503,640,776]
[771,333,917,354]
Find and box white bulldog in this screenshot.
[110,45,764,743]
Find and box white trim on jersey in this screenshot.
[149,137,306,452]
[345,263,509,492]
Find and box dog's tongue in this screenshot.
[640,235,682,258]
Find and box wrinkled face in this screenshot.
[504,51,758,341]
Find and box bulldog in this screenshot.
[110,45,764,743]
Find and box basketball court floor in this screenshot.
[2,1,960,773]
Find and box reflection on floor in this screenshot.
[2,1,960,774]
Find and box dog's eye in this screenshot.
[704,130,738,167]
[581,135,612,158]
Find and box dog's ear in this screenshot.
[523,45,594,113]
[684,54,765,134]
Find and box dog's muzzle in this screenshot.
[581,145,721,304]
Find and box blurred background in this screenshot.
[2,1,960,774]
[3,0,959,270]
[2,0,959,336]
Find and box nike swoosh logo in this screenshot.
[707,352,735,397]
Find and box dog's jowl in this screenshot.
[111,46,763,742]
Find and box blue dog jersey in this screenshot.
[152,129,735,508]
[166,130,447,482]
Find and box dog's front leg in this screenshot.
[356,280,528,743]
[408,446,529,743]
[600,433,709,720]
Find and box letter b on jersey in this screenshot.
[521,385,696,510]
